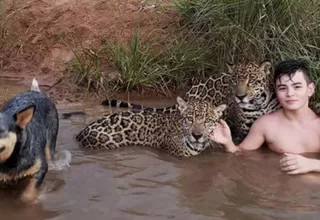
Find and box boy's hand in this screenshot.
[280,153,319,175]
[210,119,232,145]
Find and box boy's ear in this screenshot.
[308,82,315,97]
[15,105,35,129]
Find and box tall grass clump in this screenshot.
[67,45,107,92]
[174,0,320,98]
[108,33,215,93]
[67,33,215,96]
[108,34,164,92]
[158,37,216,86]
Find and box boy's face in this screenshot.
[275,70,315,110]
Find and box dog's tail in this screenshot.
[31,78,41,92]
[49,150,72,171]
[29,77,87,119]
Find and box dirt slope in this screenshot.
[0,0,179,103]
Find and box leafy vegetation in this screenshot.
[174,0,320,99]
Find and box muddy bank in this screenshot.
[0,76,180,109]
[0,0,180,103]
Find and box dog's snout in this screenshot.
[0,146,6,153]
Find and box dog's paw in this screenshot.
[19,191,39,204]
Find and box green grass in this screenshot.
[108,34,163,91]
[67,45,105,92]
[174,0,320,60]
[173,0,320,99]
[67,33,215,96]
[110,34,216,90]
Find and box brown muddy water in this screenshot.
[1,80,320,220]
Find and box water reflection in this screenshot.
[176,150,320,219]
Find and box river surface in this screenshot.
[1,80,320,220]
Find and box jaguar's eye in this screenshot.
[184,117,193,125]
[186,120,193,124]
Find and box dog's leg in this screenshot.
[44,144,51,162]
[20,161,48,204]
[20,176,38,204]
[46,124,58,161]
[49,137,57,161]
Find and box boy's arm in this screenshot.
[280,153,320,175]
[211,117,266,153]
[280,118,320,175]
[237,117,266,151]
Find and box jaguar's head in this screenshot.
[176,96,226,153]
[227,60,272,108]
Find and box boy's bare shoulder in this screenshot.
[254,110,280,126]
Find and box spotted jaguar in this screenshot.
[75,97,226,157]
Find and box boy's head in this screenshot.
[274,59,314,86]
[274,59,315,110]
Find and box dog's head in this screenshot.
[0,105,35,163]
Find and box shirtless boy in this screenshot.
[211,59,320,175]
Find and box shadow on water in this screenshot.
[1,80,320,220]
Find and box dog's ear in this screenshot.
[15,105,35,129]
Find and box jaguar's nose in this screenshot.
[236,94,246,101]
[192,132,202,140]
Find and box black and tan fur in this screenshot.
[0,78,59,204]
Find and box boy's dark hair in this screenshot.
[274,59,314,85]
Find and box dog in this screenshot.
[0,78,59,204]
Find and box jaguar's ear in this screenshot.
[259,60,272,75]
[226,62,235,74]
[214,104,227,117]
[176,96,187,112]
